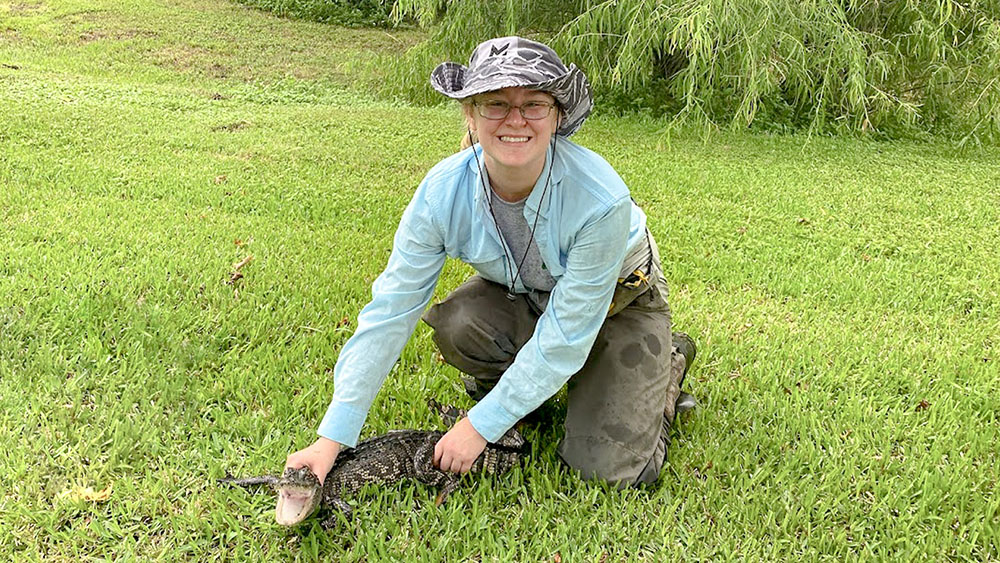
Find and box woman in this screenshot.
[286,36,695,487]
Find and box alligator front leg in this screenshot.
[434,475,461,506]
[319,497,353,530]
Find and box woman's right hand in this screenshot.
[285,437,341,484]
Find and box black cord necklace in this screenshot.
[470,129,557,301]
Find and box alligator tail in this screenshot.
[217,475,280,489]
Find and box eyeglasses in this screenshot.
[473,100,557,120]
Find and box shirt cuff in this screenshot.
[316,399,368,448]
[467,393,521,443]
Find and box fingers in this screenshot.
[434,439,457,473]
[286,438,341,484]
[285,448,321,472]
[433,441,444,468]
[434,443,463,474]
[437,453,466,474]
[433,419,487,474]
[284,450,306,469]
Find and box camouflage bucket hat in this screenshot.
[431,36,593,137]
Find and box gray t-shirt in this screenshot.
[489,190,556,292]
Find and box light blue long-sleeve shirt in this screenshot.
[318,138,648,445]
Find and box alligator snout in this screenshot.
[274,467,321,526]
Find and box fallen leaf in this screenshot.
[232,255,253,271]
[57,483,112,502]
[915,400,930,411]
[214,175,227,184]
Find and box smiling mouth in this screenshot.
[499,136,530,143]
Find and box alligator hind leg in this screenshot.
[413,435,461,506]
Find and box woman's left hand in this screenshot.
[433,416,487,473]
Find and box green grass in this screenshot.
[2,0,999,560]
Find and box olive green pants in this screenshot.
[422,242,686,487]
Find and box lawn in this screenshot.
[1,0,999,560]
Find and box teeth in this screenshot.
[500,136,529,143]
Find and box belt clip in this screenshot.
[622,268,649,289]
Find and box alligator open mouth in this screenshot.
[275,485,320,526]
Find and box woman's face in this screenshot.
[465,87,559,180]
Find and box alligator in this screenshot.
[219,402,529,529]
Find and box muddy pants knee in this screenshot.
[422,270,684,487]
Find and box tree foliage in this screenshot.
[388,0,1000,140]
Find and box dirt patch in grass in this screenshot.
[0,27,22,44]
[78,28,157,44]
[48,7,108,23]
[151,40,349,82]
[153,44,235,79]
[211,120,251,132]
[5,2,46,15]
[154,44,209,68]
